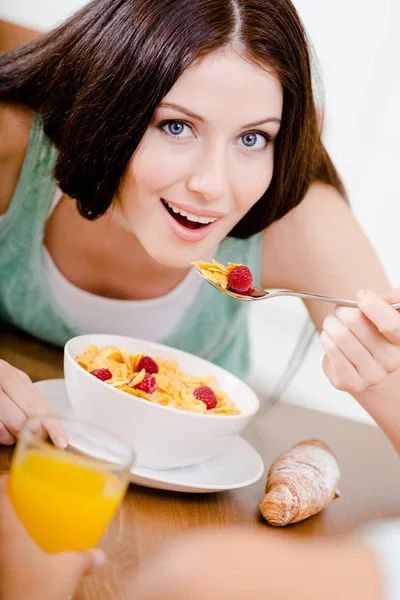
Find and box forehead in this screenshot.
[162,49,283,123]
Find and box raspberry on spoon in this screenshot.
[228,265,253,293]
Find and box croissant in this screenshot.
[259,439,340,526]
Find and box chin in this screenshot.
[141,235,218,269]
[144,245,202,269]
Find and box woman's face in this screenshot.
[117,49,283,267]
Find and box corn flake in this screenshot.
[76,345,240,416]
[192,259,242,289]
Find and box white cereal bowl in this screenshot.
[64,334,259,470]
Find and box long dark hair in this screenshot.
[0,0,344,237]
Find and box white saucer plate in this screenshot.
[34,379,264,494]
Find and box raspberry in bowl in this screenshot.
[64,334,259,470]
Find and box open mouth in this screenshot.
[161,199,218,230]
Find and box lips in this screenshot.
[160,198,221,243]
[162,200,202,230]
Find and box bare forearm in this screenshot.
[129,529,383,600]
[0,20,41,53]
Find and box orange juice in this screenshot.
[9,449,127,553]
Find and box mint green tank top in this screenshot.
[0,113,263,379]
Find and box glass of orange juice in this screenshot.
[9,415,134,554]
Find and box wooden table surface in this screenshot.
[1,324,400,599]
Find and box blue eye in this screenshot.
[168,122,184,135]
[160,120,193,138]
[240,132,269,150]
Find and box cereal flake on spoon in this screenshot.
[192,259,254,294]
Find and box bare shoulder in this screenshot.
[261,181,389,327]
[0,103,32,159]
[261,182,352,286]
[264,181,347,245]
[0,103,33,215]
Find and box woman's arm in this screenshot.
[129,528,383,600]
[0,19,41,53]
[261,182,400,451]
[261,182,390,327]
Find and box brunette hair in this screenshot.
[0,0,344,237]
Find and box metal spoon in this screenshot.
[194,266,400,309]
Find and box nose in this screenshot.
[187,142,228,203]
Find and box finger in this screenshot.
[0,389,29,440]
[0,362,68,448]
[320,331,365,392]
[0,360,47,416]
[323,314,386,386]
[14,368,34,384]
[357,290,400,345]
[0,420,16,445]
[323,319,385,386]
[12,372,68,448]
[48,548,108,600]
[382,288,400,306]
[40,416,68,450]
[22,413,68,450]
[17,414,68,450]
[56,547,107,578]
[335,306,400,374]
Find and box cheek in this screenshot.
[129,134,189,195]
[232,154,274,213]
[129,156,168,196]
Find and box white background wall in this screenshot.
[1,1,399,423]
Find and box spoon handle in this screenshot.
[268,290,400,309]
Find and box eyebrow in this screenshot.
[158,102,281,129]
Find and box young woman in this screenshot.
[0,0,400,450]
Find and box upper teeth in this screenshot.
[165,201,218,224]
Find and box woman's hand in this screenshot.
[320,288,400,394]
[0,475,107,600]
[0,359,66,446]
